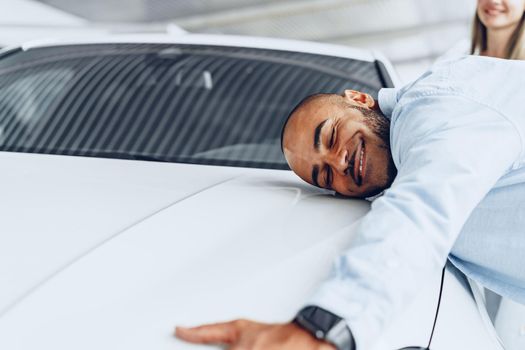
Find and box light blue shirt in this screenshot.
[306,55,525,350]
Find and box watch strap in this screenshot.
[326,318,355,350]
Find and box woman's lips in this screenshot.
[484,7,505,16]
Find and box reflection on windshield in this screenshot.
[0,44,384,169]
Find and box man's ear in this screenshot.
[343,90,376,109]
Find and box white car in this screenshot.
[0,34,504,350]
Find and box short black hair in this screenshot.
[280,93,333,153]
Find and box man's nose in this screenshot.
[326,149,348,174]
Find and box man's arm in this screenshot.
[176,99,521,349]
[306,100,521,349]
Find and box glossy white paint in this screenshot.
[0,152,241,315]
[20,33,376,62]
[0,152,499,349]
[430,268,503,350]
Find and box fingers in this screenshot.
[175,320,245,345]
[176,320,336,350]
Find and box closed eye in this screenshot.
[329,126,335,148]
[324,165,333,189]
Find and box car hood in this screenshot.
[0,152,381,349]
[2,152,498,350]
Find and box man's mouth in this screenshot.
[350,139,365,187]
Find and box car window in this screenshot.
[0,44,387,169]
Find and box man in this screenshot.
[176,55,525,349]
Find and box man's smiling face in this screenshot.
[282,90,397,198]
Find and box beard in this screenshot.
[359,107,390,143]
[355,106,398,196]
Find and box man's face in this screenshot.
[282,90,396,198]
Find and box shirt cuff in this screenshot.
[377,88,398,118]
[305,283,388,350]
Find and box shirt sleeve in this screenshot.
[305,98,522,350]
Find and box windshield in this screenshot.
[0,43,388,169]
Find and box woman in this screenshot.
[472,0,525,59]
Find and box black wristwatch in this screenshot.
[293,306,355,350]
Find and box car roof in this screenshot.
[20,33,373,61]
[15,34,401,86]
[0,33,399,87]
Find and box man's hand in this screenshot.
[175,319,336,350]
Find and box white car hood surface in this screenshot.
[0,152,497,350]
[0,152,374,349]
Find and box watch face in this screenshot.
[295,307,340,335]
[295,307,354,350]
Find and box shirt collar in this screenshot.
[378,88,398,119]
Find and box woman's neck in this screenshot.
[484,25,518,58]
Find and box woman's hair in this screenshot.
[471,11,525,59]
